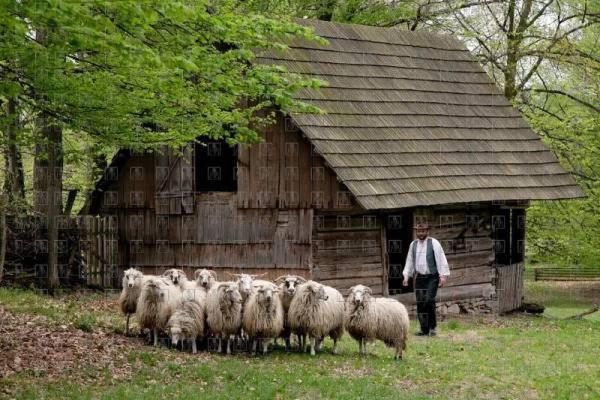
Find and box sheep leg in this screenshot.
[251,339,257,354]
[315,336,323,352]
[358,339,363,355]
[262,340,268,355]
[285,336,291,352]
[226,337,232,355]
[310,336,316,356]
[395,345,402,360]
[125,314,130,336]
[153,328,158,347]
[217,337,222,353]
[332,338,338,355]
[362,339,367,356]
[192,339,197,354]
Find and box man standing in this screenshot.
[403,223,450,336]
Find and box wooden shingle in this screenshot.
[257,18,584,209]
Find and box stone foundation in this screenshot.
[404,296,498,317]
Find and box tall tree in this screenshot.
[0,0,324,289]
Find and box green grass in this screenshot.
[1,281,599,399]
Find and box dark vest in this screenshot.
[411,238,438,274]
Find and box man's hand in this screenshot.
[439,276,447,287]
[402,276,409,287]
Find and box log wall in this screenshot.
[312,213,384,295]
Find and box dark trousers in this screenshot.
[415,273,439,333]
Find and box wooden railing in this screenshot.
[533,267,600,281]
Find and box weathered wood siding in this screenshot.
[237,112,358,211]
[312,213,384,295]
[392,203,497,305]
[496,263,524,313]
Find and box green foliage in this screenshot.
[0,0,324,151]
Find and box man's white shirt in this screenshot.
[403,237,450,278]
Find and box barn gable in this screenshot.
[255,18,584,209]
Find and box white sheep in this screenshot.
[242,281,284,354]
[205,281,243,354]
[345,284,409,360]
[136,277,183,346]
[166,299,205,354]
[228,272,269,302]
[287,280,345,356]
[194,268,218,291]
[162,268,193,289]
[274,274,306,351]
[118,268,144,335]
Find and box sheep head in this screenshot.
[163,269,187,285]
[275,275,306,297]
[217,282,243,305]
[123,268,142,289]
[195,268,217,289]
[168,323,182,346]
[305,281,328,301]
[348,285,372,307]
[254,282,279,306]
[229,273,266,298]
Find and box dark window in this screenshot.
[195,139,237,192]
[492,207,525,265]
[386,209,414,295]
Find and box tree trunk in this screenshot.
[35,115,63,292]
[0,193,6,283]
[34,28,64,292]
[4,98,25,207]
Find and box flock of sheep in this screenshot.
[119,268,410,360]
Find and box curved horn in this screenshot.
[296,276,307,283]
[162,269,173,277]
[193,269,202,280]
[226,272,241,278]
[251,272,268,278]
[209,270,218,281]
[274,275,288,284]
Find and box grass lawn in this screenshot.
[0,280,598,400]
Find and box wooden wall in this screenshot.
[312,212,384,296]
[237,112,357,211]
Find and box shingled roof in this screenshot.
[256,18,584,209]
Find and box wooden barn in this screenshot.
[84,19,583,314]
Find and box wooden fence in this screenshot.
[80,216,119,288]
[533,267,600,281]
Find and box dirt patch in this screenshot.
[0,306,143,382]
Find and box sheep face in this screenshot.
[123,268,142,289]
[237,274,254,298]
[255,283,279,306]
[195,269,217,289]
[163,269,186,285]
[349,285,372,306]
[279,276,305,297]
[220,283,243,305]
[169,325,182,346]
[307,282,328,301]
